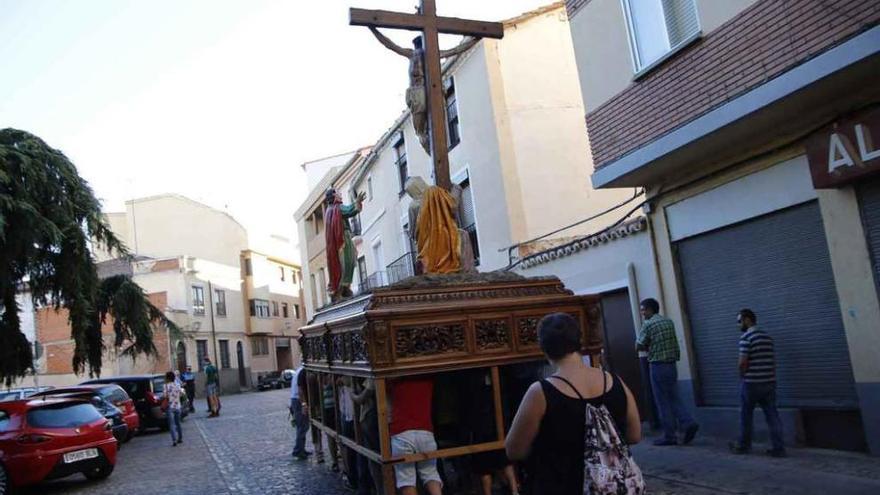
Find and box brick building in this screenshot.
[35,292,173,387]
[566,0,880,453]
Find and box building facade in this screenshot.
[566,0,880,453]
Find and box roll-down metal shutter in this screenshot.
[676,201,858,408]
[858,179,880,299]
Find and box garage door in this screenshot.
[858,179,880,298]
[676,201,858,408]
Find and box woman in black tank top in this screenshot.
[505,313,642,495]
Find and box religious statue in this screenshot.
[405,176,476,274]
[324,188,365,300]
[369,26,478,155]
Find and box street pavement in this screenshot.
[20,387,880,495]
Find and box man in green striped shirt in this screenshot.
[637,298,699,446]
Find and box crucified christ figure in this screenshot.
[369,26,478,155]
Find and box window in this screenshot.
[251,337,269,356]
[245,258,252,276]
[214,289,226,316]
[459,176,480,267]
[622,0,700,73]
[219,340,231,369]
[280,266,285,281]
[196,340,208,371]
[294,304,301,320]
[192,286,205,315]
[445,77,460,149]
[310,274,318,309]
[394,134,408,193]
[27,403,103,428]
[282,302,289,318]
[367,175,374,201]
[250,299,270,318]
[357,256,368,288]
[0,411,10,432]
[272,301,279,317]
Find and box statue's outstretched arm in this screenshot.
[440,37,479,58]
[369,27,414,57]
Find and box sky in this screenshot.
[0,0,550,253]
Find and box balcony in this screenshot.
[386,252,418,285]
[350,215,363,237]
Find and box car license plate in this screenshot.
[63,448,98,464]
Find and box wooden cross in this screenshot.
[350,1,503,190]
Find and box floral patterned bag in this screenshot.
[548,374,646,495]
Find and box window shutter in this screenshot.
[249,299,256,317]
[460,182,476,228]
[661,0,699,48]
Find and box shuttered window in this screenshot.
[858,178,880,299]
[622,0,700,73]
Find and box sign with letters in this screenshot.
[806,106,880,188]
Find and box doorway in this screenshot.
[600,289,653,423]
[176,341,187,372]
[236,341,247,387]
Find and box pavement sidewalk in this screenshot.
[633,431,880,494]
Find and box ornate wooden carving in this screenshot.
[517,316,540,348]
[372,321,391,364]
[351,330,368,362]
[331,333,345,362]
[394,324,466,358]
[475,319,510,351]
[371,284,569,308]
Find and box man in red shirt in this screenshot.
[390,377,442,495]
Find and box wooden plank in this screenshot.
[310,419,384,463]
[421,1,451,190]
[394,440,505,463]
[350,8,425,31]
[375,378,392,460]
[491,366,505,441]
[349,8,503,38]
[382,464,396,494]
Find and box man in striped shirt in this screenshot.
[730,309,786,457]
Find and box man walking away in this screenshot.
[637,298,699,446]
[182,366,196,413]
[730,309,786,457]
[290,365,311,460]
[205,358,221,417]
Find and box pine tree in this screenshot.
[0,128,178,385]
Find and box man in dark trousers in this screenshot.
[730,309,786,457]
[290,365,310,460]
[636,298,699,446]
[182,365,196,413]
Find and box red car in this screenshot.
[0,398,117,493]
[30,384,139,441]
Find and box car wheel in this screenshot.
[84,464,114,481]
[0,462,8,495]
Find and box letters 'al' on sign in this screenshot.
[807,106,880,189]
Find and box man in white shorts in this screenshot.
[389,377,442,495]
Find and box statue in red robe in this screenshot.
[324,188,364,301]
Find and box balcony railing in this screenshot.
[386,252,418,285]
[358,271,387,294]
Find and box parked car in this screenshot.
[0,387,52,402]
[81,375,188,432]
[257,371,284,391]
[28,388,129,443]
[0,397,117,494]
[281,369,295,388]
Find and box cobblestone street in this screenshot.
[20,387,880,495]
[21,388,351,495]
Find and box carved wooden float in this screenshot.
[298,274,603,493]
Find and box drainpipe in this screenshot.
[208,280,219,367]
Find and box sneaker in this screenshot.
[172,441,178,447]
[316,457,325,464]
[728,441,750,454]
[766,448,787,458]
[653,438,678,446]
[331,463,340,473]
[683,424,699,444]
